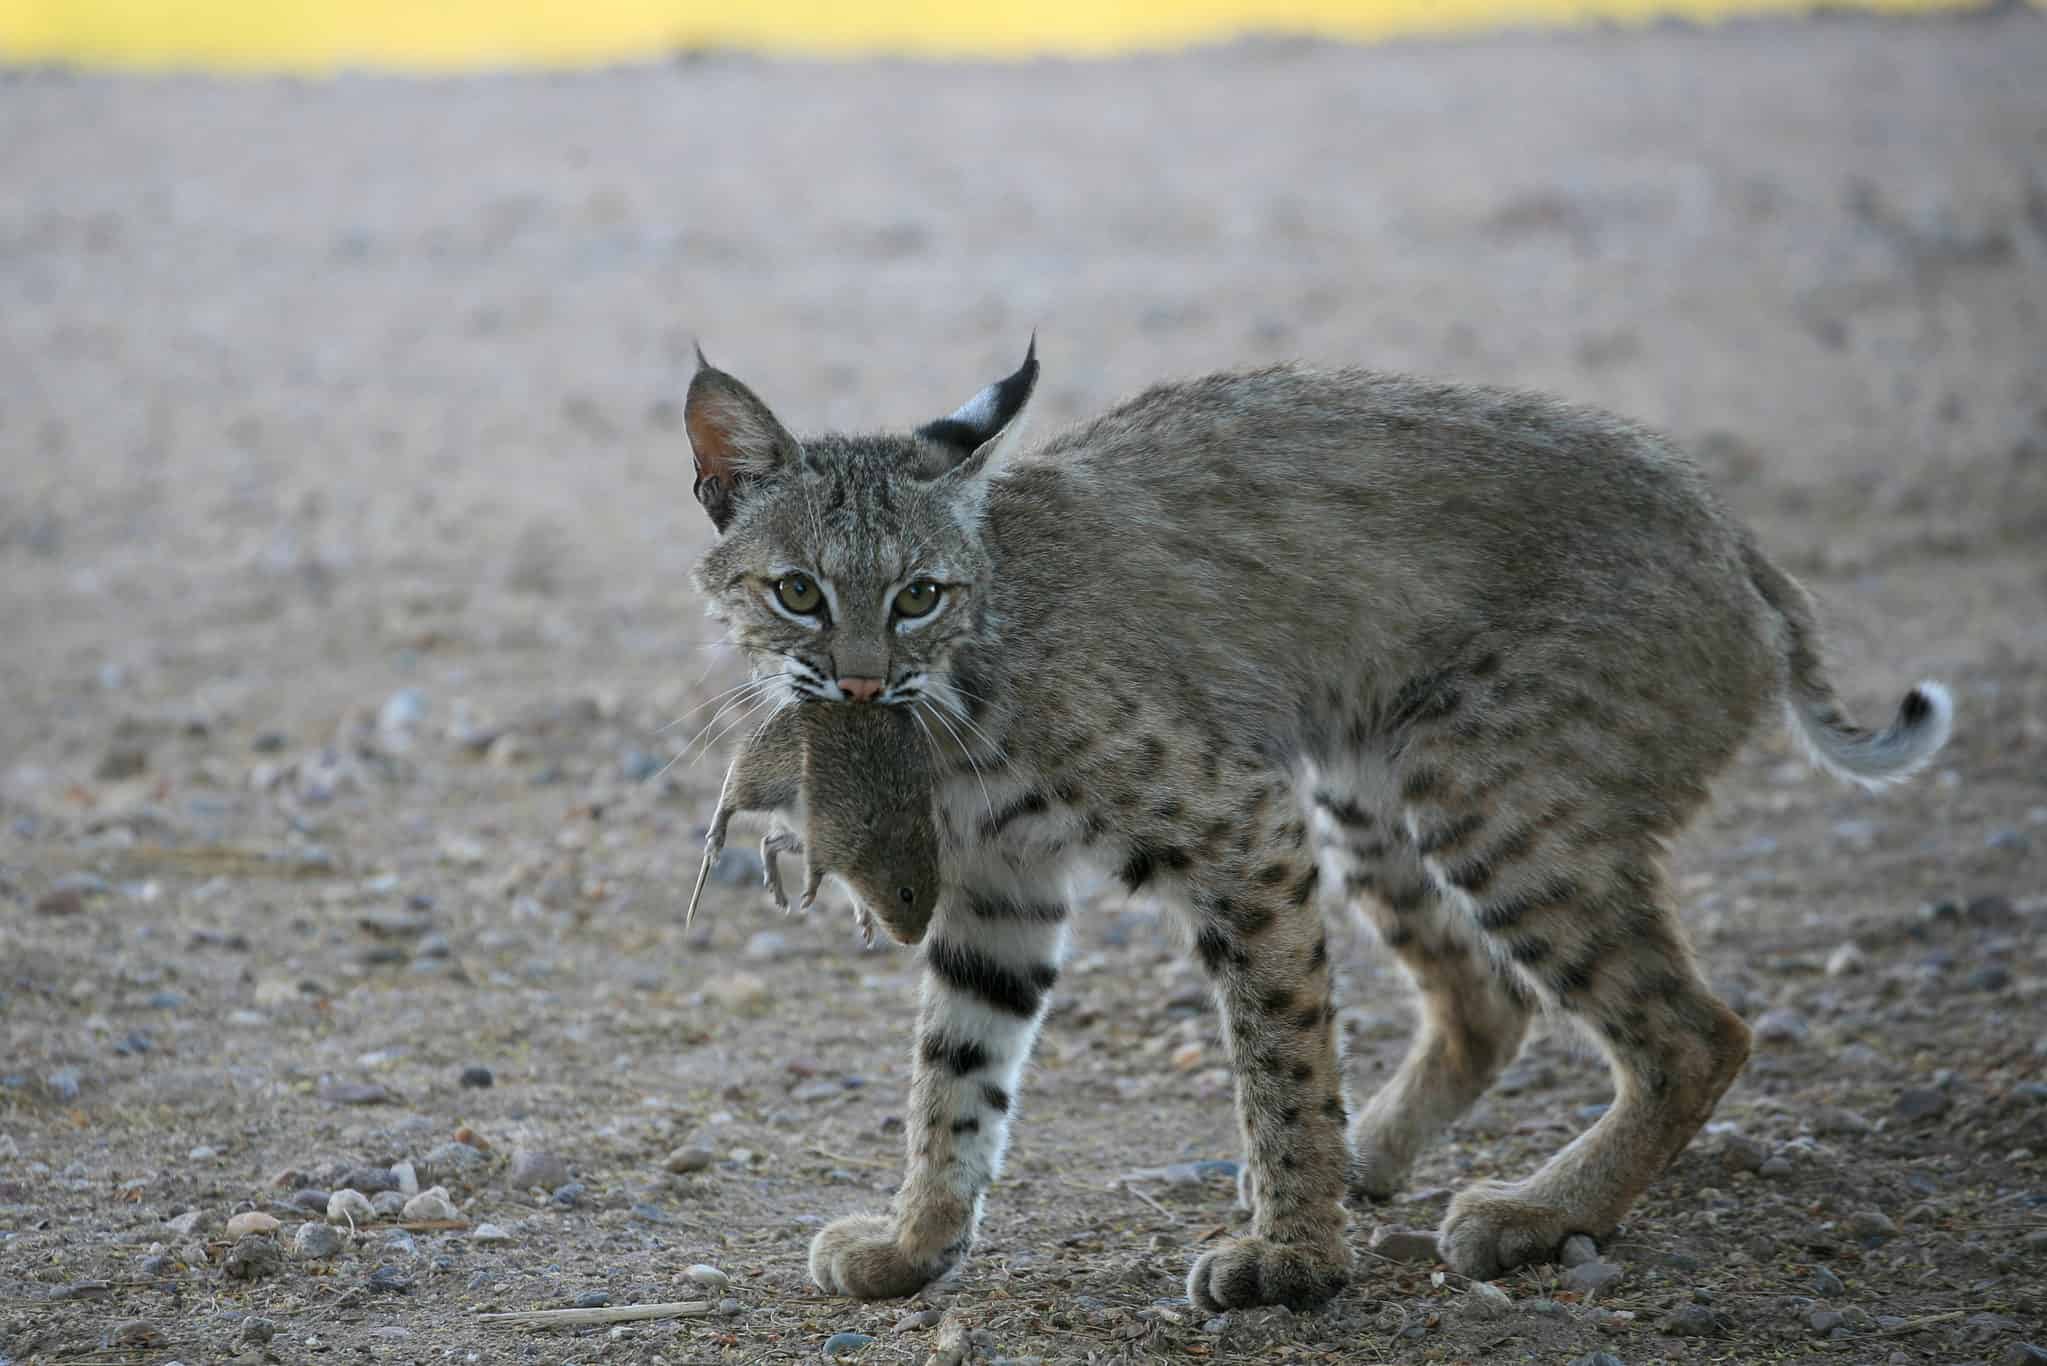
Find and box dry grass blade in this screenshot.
[478,1299,716,1328]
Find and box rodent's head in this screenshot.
[686,341,1037,716]
[839,851,941,947]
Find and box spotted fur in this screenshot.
[687,346,1952,1309]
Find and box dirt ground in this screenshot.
[4,9,2047,1364]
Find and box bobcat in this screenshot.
[683,340,1952,1312]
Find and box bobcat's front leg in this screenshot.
[809,884,1067,1297]
[1185,853,1353,1312]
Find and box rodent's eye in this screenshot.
[892,580,943,620]
[774,574,824,615]
[897,886,916,904]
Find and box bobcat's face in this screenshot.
[685,342,1037,720]
[695,435,994,713]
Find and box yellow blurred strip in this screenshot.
[0,0,2010,72]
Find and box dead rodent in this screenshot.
[686,703,941,946]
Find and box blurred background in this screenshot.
[0,0,2007,68]
[3,2,2045,1360]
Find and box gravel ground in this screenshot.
[3,10,2047,1364]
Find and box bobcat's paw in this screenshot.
[808,1214,952,1300]
[1186,1234,1350,1313]
[1437,1180,1583,1280]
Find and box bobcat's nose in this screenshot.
[837,677,885,703]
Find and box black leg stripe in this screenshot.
[927,939,1057,1018]
[965,890,1067,924]
[980,1084,1010,1113]
[921,1032,990,1076]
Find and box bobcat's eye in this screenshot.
[774,574,825,615]
[898,886,915,905]
[893,580,943,619]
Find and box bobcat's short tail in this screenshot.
[1741,537,1953,790]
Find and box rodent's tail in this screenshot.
[1742,536,1954,789]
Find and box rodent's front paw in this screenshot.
[1186,1234,1350,1313]
[808,1214,952,1299]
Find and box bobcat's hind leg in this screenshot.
[1346,871,1530,1201]
[1432,842,1748,1278]
[1313,788,1531,1203]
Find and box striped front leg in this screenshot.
[809,884,1067,1298]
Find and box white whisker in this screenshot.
[923,699,996,823]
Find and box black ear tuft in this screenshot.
[917,335,1039,458]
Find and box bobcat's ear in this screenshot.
[685,349,802,531]
[921,335,1039,477]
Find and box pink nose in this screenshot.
[838,677,885,703]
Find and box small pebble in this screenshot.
[1811,1266,1846,1297]
[1811,1105,1872,1135]
[318,1081,391,1106]
[1571,1354,1625,1366]
[704,972,771,1012]
[293,1222,344,1260]
[895,1309,944,1332]
[508,1149,572,1190]
[367,1264,414,1294]
[423,1140,488,1176]
[1663,1304,1722,1337]
[552,1182,586,1207]
[1825,943,1866,977]
[1999,1345,2047,1366]
[392,1160,419,1195]
[1367,1226,1440,1264]
[290,1188,331,1213]
[34,889,86,916]
[575,1290,611,1309]
[371,1190,407,1217]
[1562,1260,1626,1294]
[471,1222,513,1243]
[1810,1308,1845,1334]
[686,1264,731,1292]
[108,1319,161,1348]
[1559,1234,1600,1268]
[1967,965,2012,993]
[821,1332,876,1358]
[1848,1209,1897,1241]
[1753,1009,1808,1045]
[1894,1087,1950,1122]
[459,1066,494,1088]
[326,1189,374,1226]
[718,1297,743,1317]
[223,1235,284,1281]
[240,1316,277,1344]
[666,1145,715,1174]
[402,1189,459,1221]
[164,1210,207,1237]
[224,1211,279,1239]
[1467,1280,1512,1312]
[1718,1134,1766,1173]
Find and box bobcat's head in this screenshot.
[687,340,1037,721]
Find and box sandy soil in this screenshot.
[3,10,2046,1364]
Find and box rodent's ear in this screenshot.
[685,347,802,531]
[921,334,1039,479]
